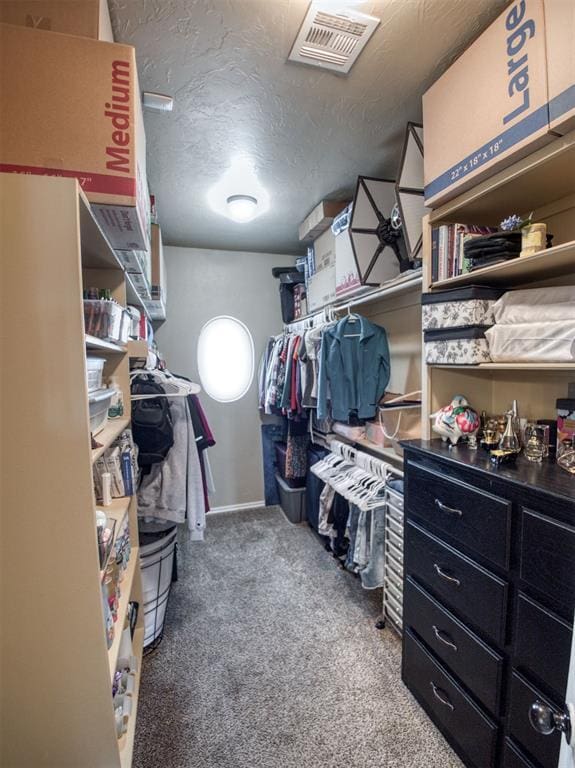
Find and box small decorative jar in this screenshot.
[520,222,547,257]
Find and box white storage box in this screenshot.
[86,356,106,392]
[492,286,575,325]
[307,265,335,312]
[485,321,575,363]
[422,286,503,330]
[424,326,491,365]
[89,388,114,435]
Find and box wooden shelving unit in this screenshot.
[1,173,144,767]
[421,129,575,437]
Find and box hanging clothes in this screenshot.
[137,395,207,540]
[317,315,390,422]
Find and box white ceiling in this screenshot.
[109,0,507,255]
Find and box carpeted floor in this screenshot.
[133,506,463,768]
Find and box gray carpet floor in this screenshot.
[133,506,463,768]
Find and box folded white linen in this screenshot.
[485,320,575,362]
[492,286,575,325]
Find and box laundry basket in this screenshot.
[139,524,178,651]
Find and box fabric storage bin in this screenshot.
[366,391,422,455]
[422,285,503,330]
[274,442,305,489]
[485,321,575,363]
[89,388,114,435]
[86,356,106,392]
[424,326,491,365]
[276,474,306,524]
[492,286,575,325]
[84,299,124,342]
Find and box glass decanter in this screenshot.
[499,410,521,452]
[557,437,575,475]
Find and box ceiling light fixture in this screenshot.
[226,194,258,223]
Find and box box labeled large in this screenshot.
[423,0,575,208]
[0,0,113,41]
[0,23,150,250]
[544,0,575,134]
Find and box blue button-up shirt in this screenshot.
[317,315,390,422]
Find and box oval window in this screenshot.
[197,316,255,403]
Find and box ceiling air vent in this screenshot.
[288,4,380,74]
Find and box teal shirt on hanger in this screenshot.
[317,314,390,422]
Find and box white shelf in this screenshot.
[430,240,575,290]
[85,335,126,353]
[79,191,123,271]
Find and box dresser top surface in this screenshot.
[403,439,575,505]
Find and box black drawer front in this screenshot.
[508,671,562,768]
[514,592,572,700]
[520,508,575,610]
[503,738,538,768]
[403,629,498,768]
[407,461,511,569]
[404,576,503,714]
[406,521,507,645]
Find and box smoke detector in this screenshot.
[288,3,380,74]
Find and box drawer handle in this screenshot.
[432,625,458,651]
[433,563,461,587]
[430,681,454,711]
[434,499,462,517]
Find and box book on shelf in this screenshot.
[431,224,497,283]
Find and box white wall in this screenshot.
[156,246,295,509]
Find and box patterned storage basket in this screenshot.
[424,326,491,365]
[422,285,503,331]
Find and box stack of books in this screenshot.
[431,224,497,282]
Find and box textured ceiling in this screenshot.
[110,0,508,255]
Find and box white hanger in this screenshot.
[130,369,201,400]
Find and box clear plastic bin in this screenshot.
[86,357,106,392]
[84,299,124,342]
[89,389,114,435]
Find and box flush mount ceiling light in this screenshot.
[349,176,411,287]
[395,122,430,263]
[226,195,258,223]
[208,157,270,224]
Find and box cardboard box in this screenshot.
[150,224,166,290]
[0,23,150,251]
[312,228,336,273]
[334,229,361,297]
[423,0,575,208]
[117,249,146,274]
[307,265,335,312]
[299,200,348,242]
[0,0,113,41]
[545,0,575,134]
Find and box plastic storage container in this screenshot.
[84,299,124,342]
[421,285,503,330]
[89,388,114,435]
[276,474,306,524]
[424,326,491,365]
[86,356,106,392]
[274,442,305,489]
[485,321,575,363]
[139,525,178,649]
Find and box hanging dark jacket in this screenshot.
[317,315,390,422]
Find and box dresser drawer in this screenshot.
[508,671,562,768]
[406,521,508,645]
[404,577,503,714]
[406,462,511,569]
[403,630,498,768]
[514,592,572,700]
[520,509,575,610]
[503,739,538,768]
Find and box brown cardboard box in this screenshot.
[545,0,575,134]
[423,0,575,208]
[0,0,113,41]
[299,200,348,241]
[0,23,149,250]
[312,228,336,273]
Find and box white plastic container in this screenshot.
[139,526,177,648]
[86,356,106,392]
[89,388,114,435]
[485,321,575,363]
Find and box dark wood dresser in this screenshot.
[402,440,575,768]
